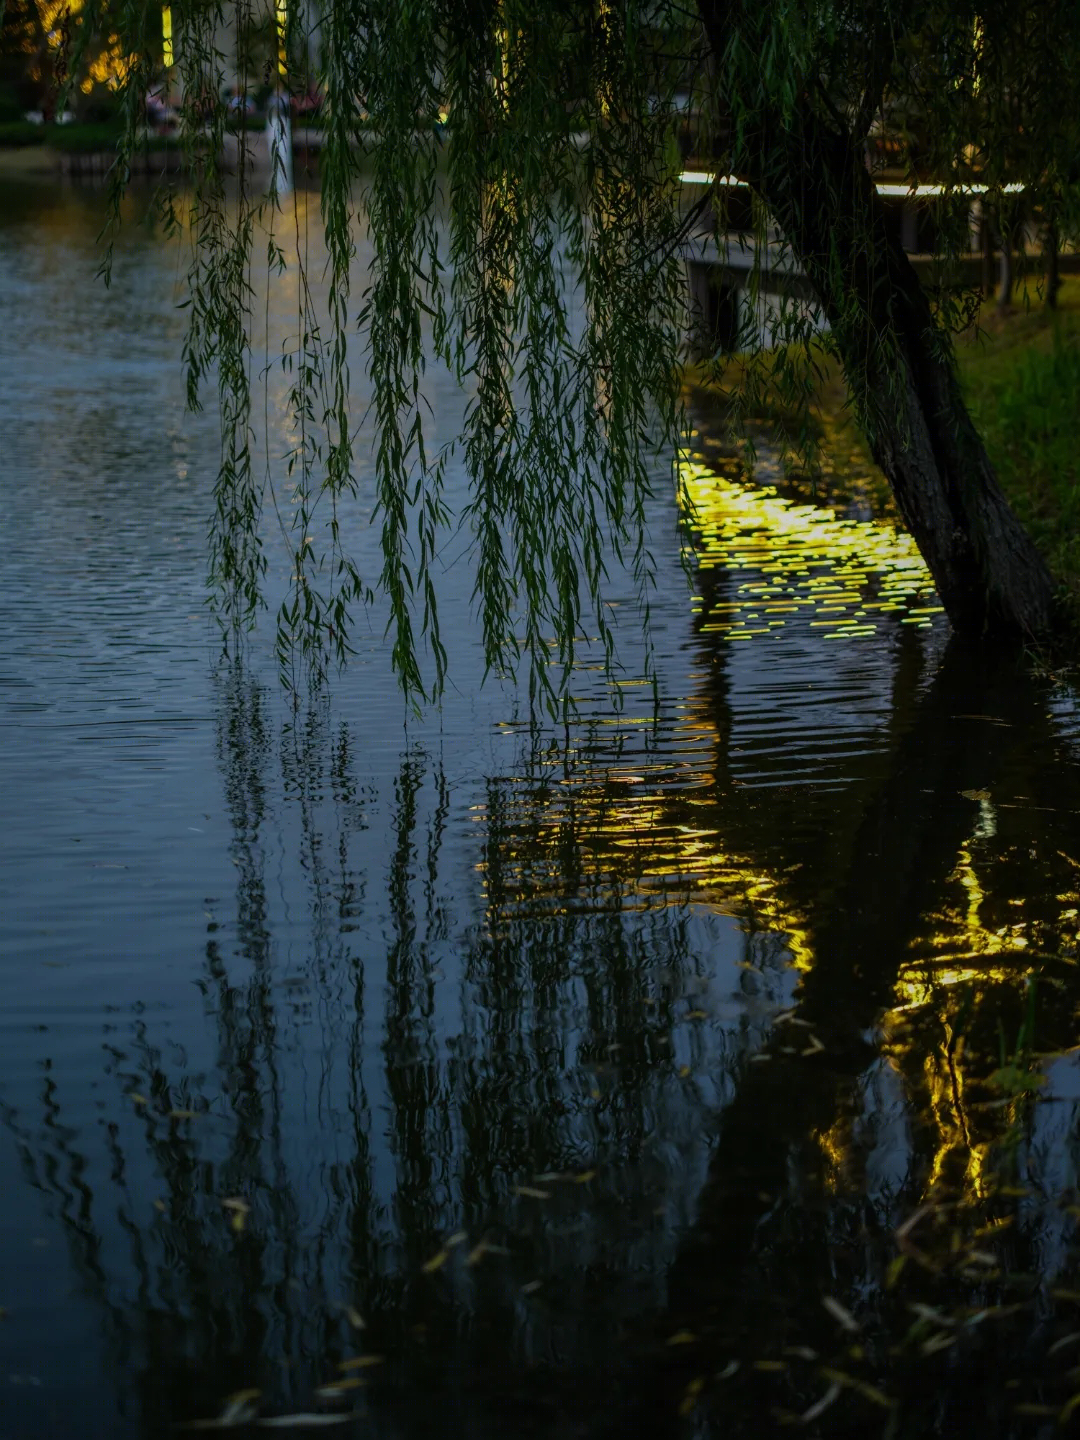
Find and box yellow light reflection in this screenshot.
[275,0,288,76]
[680,456,942,643]
[162,5,173,69]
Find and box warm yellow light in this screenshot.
[275,0,289,75]
[161,5,173,68]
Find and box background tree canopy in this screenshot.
[52,0,1080,704]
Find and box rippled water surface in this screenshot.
[3,178,1080,1440]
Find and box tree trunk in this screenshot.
[696,1,1056,640]
[1046,219,1061,309]
[995,219,1014,312]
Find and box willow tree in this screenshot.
[70,0,1078,700]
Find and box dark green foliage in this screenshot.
[86,0,1080,697]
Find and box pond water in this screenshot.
[3,177,1080,1440]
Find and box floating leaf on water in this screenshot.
[513,1186,550,1200]
[686,1010,709,1021]
[895,1204,935,1241]
[885,1256,906,1289]
[1060,1391,1080,1424]
[678,1065,692,1078]
[466,1241,490,1267]
[345,1306,365,1330]
[717,1361,739,1381]
[422,1249,449,1274]
[316,1378,365,1395]
[783,1346,818,1362]
[800,1382,842,1425]
[533,1172,564,1183]
[678,1377,705,1417]
[667,1330,697,1346]
[820,1369,893,1409]
[961,789,991,801]
[446,1231,468,1248]
[169,1109,199,1120]
[801,1035,825,1057]
[217,1389,261,1425]
[979,1221,1013,1244]
[153,1199,166,1213]
[909,1303,957,1329]
[572,1169,597,1184]
[256,1416,353,1428]
[750,1055,771,1064]
[222,1198,250,1214]
[1048,1332,1080,1356]
[921,1333,956,1356]
[338,1355,384,1371]
[129,1093,148,1107]
[822,1297,859,1333]
[753,1359,786,1372]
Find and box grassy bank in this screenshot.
[956,280,1080,618]
[687,277,1080,625]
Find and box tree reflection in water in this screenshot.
[5,634,1080,1438]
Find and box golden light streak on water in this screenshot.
[680,456,942,643]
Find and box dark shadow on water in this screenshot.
[4,633,1080,1438]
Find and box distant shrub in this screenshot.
[0,119,46,146]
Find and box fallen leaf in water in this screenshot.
[961,789,991,801]
[678,1065,692,1078]
[822,1297,859,1332]
[886,1256,906,1289]
[820,1368,893,1408]
[572,1169,597,1184]
[257,1416,352,1428]
[679,1377,705,1417]
[338,1355,384,1371]
[717,1360,739,1380]
[753,1359,786,1372]
[422,1250,448,1274]
[344,1306,364,1330]
[467,1241,490,1267]
[513,1186,550,1200]
[129,1093,148,1107]
[801,1382,842,1425]
[686,1010,709,1021]
[667,1330,697,1346]
[446,1231,467,1248]
[169,1109,199,1120]
[316,1378,365,1395]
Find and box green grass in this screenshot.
[0,120,47,147]
[956,281,1080,619]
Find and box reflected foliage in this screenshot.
[5,474,1080,1437]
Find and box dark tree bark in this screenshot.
[1046,218,1061,309]
[697,3,1057,641]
